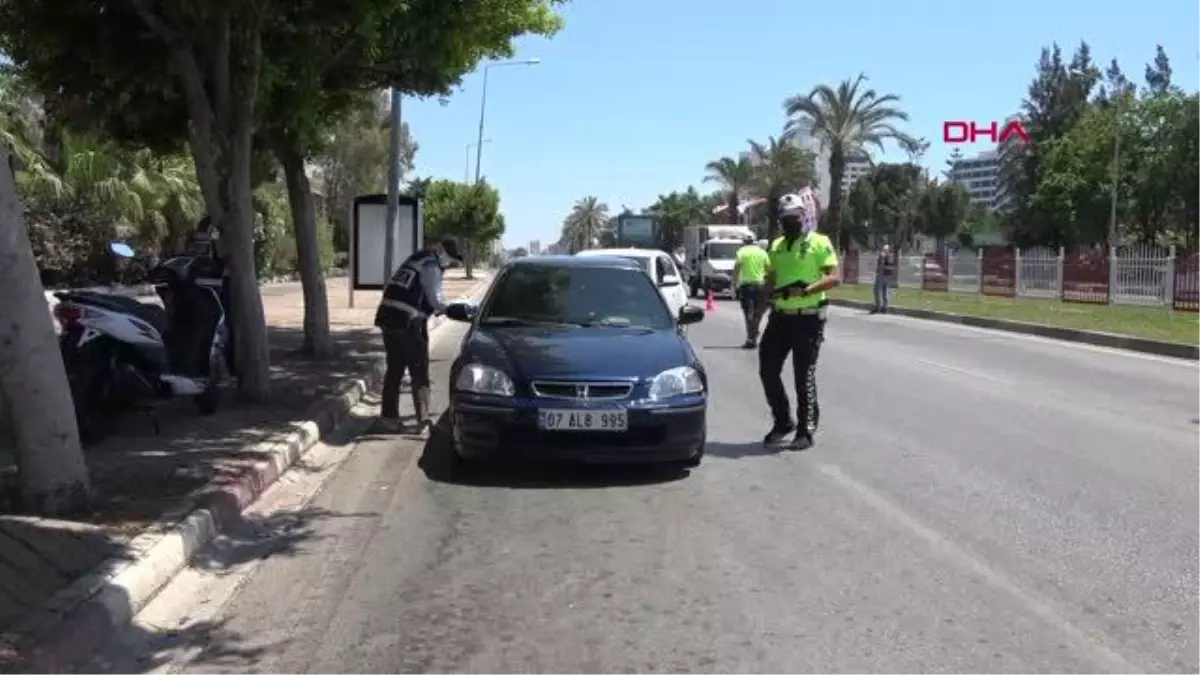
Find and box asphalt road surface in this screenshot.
[90,299,1199,674]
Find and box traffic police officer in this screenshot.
[759,192,840,449]
[374,236,462,433]
[732,233,770,348]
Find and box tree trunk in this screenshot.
[142,8,273,401]
[729,192,741,225]
[0,146,91,515]
[827,145,847,249]
[277,142,331,358]
[215,131,273,401]
[463,241,475,279]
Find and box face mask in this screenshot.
[781,218,801,236]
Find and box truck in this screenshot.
[681,224,756,299]
[614,214,659,249]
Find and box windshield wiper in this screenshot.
[480,316,570,327]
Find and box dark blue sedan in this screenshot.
[443,255,708,467]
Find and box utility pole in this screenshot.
[382,87,403,281]
[1108,99,1123,249]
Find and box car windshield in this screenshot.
[706,242,739,260]
[480,264,674,330]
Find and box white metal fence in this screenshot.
[846,244,1190,308]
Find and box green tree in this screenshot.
[1001,42,1101,246]
[915,183,969,249]
[746,136,816,240]
[783,74,917,249]
[703,155,753,225]
[316,100,415,255]
[560,196,610,253]
[646,187,707,251]
[0,0,565,399]
[423,179,505,277]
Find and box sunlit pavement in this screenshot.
[90,298,1199,674]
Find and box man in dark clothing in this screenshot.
[374,237,462,433]
[872,244,896,314]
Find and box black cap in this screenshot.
[440,237,463,262]
[743,234,756,244]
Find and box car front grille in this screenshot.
[531,381,634,400]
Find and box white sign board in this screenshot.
[351,194,423,290]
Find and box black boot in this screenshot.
[763,422,795,448]
[409,386,432,435]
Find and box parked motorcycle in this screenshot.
[54,241,231,442]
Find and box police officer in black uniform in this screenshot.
[374,236,462,433]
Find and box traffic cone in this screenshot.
[705,288,715,312]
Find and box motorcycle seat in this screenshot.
[64,292,169,337]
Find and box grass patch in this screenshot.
[830,284,1199,345]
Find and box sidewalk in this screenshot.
[0,272,490,670]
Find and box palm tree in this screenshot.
[747,136,817,240]
[562,196,609,252]
[784,74,918,248]
[703,155,754,225]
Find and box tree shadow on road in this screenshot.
[0,503,367,674]
[417,414,690,490]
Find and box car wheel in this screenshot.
[194,387,220,415]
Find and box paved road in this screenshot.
[90,299,1199,674]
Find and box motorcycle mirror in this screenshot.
[109,241,135,258]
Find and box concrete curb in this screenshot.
[829,298,1199,361]
[3,276,492,674]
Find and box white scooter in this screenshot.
[54,241,230,442]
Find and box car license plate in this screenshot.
[538,409,627,432]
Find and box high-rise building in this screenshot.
[947,149,1004,210]
[841,153,873,192]
[528,240,542,255]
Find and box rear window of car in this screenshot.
[482,264,673,330]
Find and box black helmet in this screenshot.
[439,236,463,262]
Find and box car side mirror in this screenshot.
[678,305,705,326]
[660,274,681,287]
[445,302,476,323]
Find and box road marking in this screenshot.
[817,463,1142,674]
[827,306,1198,367]
[913,358,1014,385]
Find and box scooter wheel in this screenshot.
[194,388,220,415]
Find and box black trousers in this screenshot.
[737,283,768,342]
[758,311,825,436]
[381,320,430,419]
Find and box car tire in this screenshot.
[194,387,220,415]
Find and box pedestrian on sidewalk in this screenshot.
[733,233,770,348]
[759,191,840,451]
[872,244,896,314]
[373,237,462,434]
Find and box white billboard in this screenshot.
[351,194,423,290]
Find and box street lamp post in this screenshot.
[382,87,403,284]
[473,58,540,185]
[465,139,492,183]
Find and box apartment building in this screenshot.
[947,149,1005,210]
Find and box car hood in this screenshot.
[465,325,691,380]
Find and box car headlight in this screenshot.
[648,366,704,400]
[455,364,515,396]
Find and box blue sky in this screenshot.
[401,0,1200,249]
